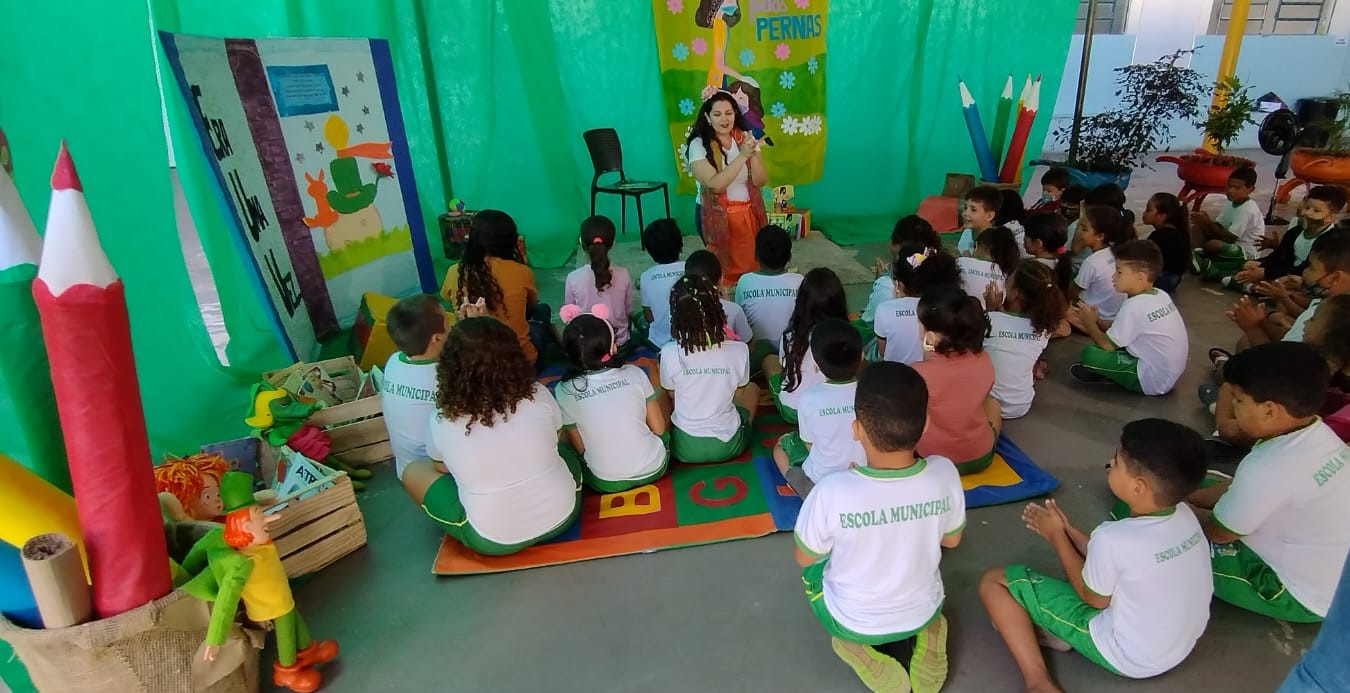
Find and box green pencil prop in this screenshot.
[990,74,1014,170]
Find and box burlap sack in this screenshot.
[0,589,261,693]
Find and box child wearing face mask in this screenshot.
[1229,186,1347,293]
[1221,229,1350,354]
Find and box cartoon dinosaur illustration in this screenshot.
[301,170,339,229]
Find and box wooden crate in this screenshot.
[264,472,367,578]
[263,356,392,467]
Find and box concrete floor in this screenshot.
[258,149,1321,692]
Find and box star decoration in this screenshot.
[355,71,365,82]
[295,152,305,163]
[340,86,350,97]
[315,142,325,153]
[362,106,370,115]
[355,123,365,134]
[303,120,315,132]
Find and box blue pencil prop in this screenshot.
[959,80,1000,182]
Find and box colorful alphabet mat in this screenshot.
[432,351,1058,575]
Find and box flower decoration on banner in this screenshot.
[701,84,719,101]
[781,116,801,135]
[800,115,823,136]
[794,0,810,7]
[679,98,696,116]
[779,71,796,90]
[738,48,755,67]
[672,42,690,61]
[666,0,684,13]
[808,56,819,75]
[371,162,394,179]
[691,37,707,55]
[771,102,787,118]
[774,43,790,61]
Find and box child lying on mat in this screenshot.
[979,419,1211,692]
[402,317,581,556]
[1186,343,1350,623]
[381,294,449,482]
[660,274,761,464]
[913,285,1000,475]
[555,305,670,494]
[764,268,850,424]
[794,361,964,693]
[773,319,865,497]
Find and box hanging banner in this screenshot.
[652,0,828,192]
[159,33,436,361]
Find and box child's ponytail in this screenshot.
[1007,261,1068,335]
[978,226,1021,276]
[892,244,959,297]
[581,216,617,292]
[1023,212,1073,293]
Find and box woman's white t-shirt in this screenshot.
[1076,247,1125,320]
[873,296,924,364]
[777,331,825,412]
[984,312,1050,419]
[426,383,578,544]
[660,340,751,441]
[686,137,749,201]
[956,257,1005,308]
[555,365,665,484]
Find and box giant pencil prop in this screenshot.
[0,167,70,493]
[999,77,1041,184]
[959,81,1000,182]
[989,75,1014,171]
[32,143,170,618]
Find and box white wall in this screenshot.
[1043,0,1350,154]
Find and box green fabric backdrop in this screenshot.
[0,0,1077,462]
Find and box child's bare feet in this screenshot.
[1033,358,1049,381]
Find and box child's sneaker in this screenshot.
[909,614,949,693]
[1190,250,1207,276]
[1070,364,1113,385]
[831,638,912,693]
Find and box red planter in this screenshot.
[1290,148,1350,182]
[1157,149,1256,189]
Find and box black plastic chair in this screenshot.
[583,128,670,236]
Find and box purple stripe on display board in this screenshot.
[370,38,436,292]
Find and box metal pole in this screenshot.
[1068,0,1099,163]
[1204,0,1253,152]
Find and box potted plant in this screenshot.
[1290,91,1350,184]
[1157,75,1257,189]
[1034,50,1208,190]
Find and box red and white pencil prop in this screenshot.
[999,76,1041,184]
[32,143,170,618]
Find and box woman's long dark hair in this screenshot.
[685,92,752,171]
[456,209,521,312]
[781,268,848,392]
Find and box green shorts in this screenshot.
[1003,565,1122,676]
[672,405,750,463]
[802,559,941,646]
[1199,244,1248,280]
[1079,344,1143,393]
[748,339,775,374]
[779,431,809,467]
[767,372,799,424]
[580,431,671,493]
[422,443,582,556]
[955,445,995,475]
[1210,540,1322,623]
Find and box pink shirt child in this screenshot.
[564,265,633,346]
[913,351,996,464]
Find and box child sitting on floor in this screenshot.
[1232,186,1346,293]
[997,189,1028,251]
[1192,167,1266,282]
[555,306,669,493]
[914,285,1000,474]
[1221,229,1350,350]
[793,361,965,693]
[638,218,687,349]
[564,215,632,348]
[875,246,961,365]
[956,184,1001,254]
[440,210,548,364]
[979,418,1211,691]
[735,225,803,352]
[685,250,753,345]
[1070,240,1188,395]
[1141,192,1192,294]
[984,261,1068,419]
[1022,212,1074,296]
[1187,342,1350,623]
[765,268,850,424]
[381,294,448,482]
[773,319,865,497]
[401,318,581,556]
[958,226,1020,308]
[1028,167,1071,215]
[1066,205,1132,332]
[660,274,761,463]
[864,216,943,324]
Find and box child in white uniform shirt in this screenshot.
[874,246,960,365]
[381,295,448,482]
[735,225,803,358]
[957,226,1020,308]
[685,250,753,345]
[1188,343,1350,622]
[401,318,581,556]
[556,306,669,493]
[980,419,1211,689]
[764,268,851,424]
[638,219,688,349]
[1193,167,1267,282]
[1071,240,1189,395]
[1068,205,1132,332]
[984,261,1068,419]
[660,274,761,463]
[794,362,964,693]
[862,216,943,324]
[773,319,866,497]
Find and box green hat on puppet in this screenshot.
[218,471,258,514]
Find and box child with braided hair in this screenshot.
[660,273,761,463]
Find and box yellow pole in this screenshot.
[1205,0,1252,152]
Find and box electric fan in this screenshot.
[1258,108,1327,224]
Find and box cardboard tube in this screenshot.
[20,532,91,628]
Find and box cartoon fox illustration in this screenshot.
[301,170,339,229]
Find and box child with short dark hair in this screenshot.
[794,361,965,693]
[773,319,865,497]
[1023,212,1074,294]
[1226,228,1350,348]
[765,268,850,424]
[1233,185,1347,291]
[914,285,1000,474]
[984,261,1068,419]
[980,418,1211,690]
[1071,240,1188,395]
[1141,192,1191,293]
[958,226,1020,308]
[997,189,1028,242]
[639,218,687,348]
[565,215,633,346]
[1059,184,1088,224]
[1067,205,1133,330]
[1192,167,1266,281]
[735,225,803,350]
[660,274,761,463]
[382,294,449,481]
[685,250,752,343]
[1029,167,1072,215]
[875,246,961,365]
[957,185,1002,253]
[1188,342,1350,622]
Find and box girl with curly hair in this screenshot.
[914,285,1000,474]
[400,318,580,555]
[983,261,1069,419]
[763,267,848,424]
[438,210,550,364]
[659,274,761,463]
[874,245,960,365]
